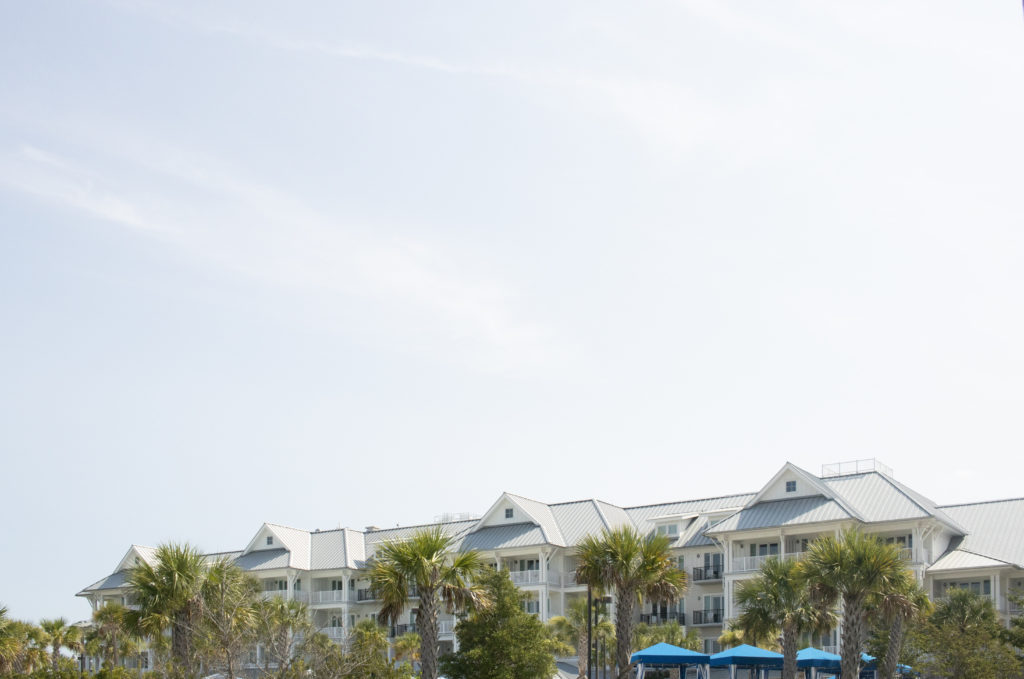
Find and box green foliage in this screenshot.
[1005,588,1024,654]
[574,525,687,678]
[914,589,1020,679]
[632,621,699,652]
[546,597,614,678]
[440,569,557,679]
[370,527,490,679]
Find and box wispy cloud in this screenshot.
[0,138,557,372]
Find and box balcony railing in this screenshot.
[692,566,723,581]
[356,589,376,602]
[261,590,288,600]
[323,626,346,640]
[691,609,724,625]
[292,591,309,603]
[508,570,543,586]
[313,590,350,604]
[438,620,456,635]
[390,624,417,638]
[640,612,685,625]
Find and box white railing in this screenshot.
[732,554,775,572]
[897,547,913,562]
[313,590,350,604]
[323,627,346,640]
[438,620,456,635]
[822,646,837,654]
[508,570,543,586]
[292,591,309,603]
[261,590,287,600]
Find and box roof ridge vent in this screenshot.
[821,458,893,478]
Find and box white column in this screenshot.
[539,551,549,619]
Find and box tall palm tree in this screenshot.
[574,525,687,679]
[799,530,909,679]
[873,573,931,679]
[39,618,84,673]
[735,557,835,679]
[0,605,19,675]
[125,542,208,676]
[546,597,615,679]
[370,526,491,679]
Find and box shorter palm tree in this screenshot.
[735,557,835,679]
[39,618,83,673]
[874,573,931,679]
[393,631,422,667]
[547,598,615,678]
[88,602,140,669]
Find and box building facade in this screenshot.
[78,460,1024,664]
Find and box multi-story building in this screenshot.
[77,460,1024,665]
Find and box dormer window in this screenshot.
[505,508,514,519]
[657,525,678,536]
[266,536,274,546]
[786,481,796,493]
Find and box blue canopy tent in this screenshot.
[631,643,712,679]
[796,648,841,679]
[710,644,784,679]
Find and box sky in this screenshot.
[1,0,1023,624]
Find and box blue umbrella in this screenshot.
[710,644,784,669]
[796,648,841,671]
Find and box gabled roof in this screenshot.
[823,472,965,531]
[746,462,865,521]
[78,570,130,595]
[234,548,291,571]
[459,523,549,551]
[471,493,566,546]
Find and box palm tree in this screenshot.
[125,542,208,676]
[874,573,931,679]
[546,598,615,679]
[799,530,909,679]
[88,602,139,669]
[369,526,491,679]
[0,605,19,675]
[254,597,312,679]
[199,558,260,679]
[735,557,835,679]
[393,630,422,666]
[574,526,687,679]
[39,618,84,673]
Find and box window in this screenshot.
[505,508,514,519]
[677,556,685,570]
[266,536,274,546]
[294,579,301,591]
[786,481,797,493]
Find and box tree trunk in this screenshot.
[880,616,904,679]
[52,644,61,674]
[781,624,798,679]
[576,630,589,679]
[615,589,635,679]
[840,594,866,679]
[419,590,440,679]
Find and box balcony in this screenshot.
[356,589,376,602]
[640,612,685,625]
[312,590,350,604]
[389,624,417,638]
[261,590,288,600]
[292,591,309,603]
[439,620,456,635]
[692,566,723,582]
[322,627,346,641]
[691,609,724,626]
[508,570,544,586]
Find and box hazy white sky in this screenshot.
[1,0,1023,623]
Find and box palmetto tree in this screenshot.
[39,617,84,673]
[735,557,835,679]
[369,526,491,679]
[546,597,615,679]
[574,526,687,679]
[199,558,260,679]
[89,602,140,669]
[874,572,930,679]
[799,530,909,679]
[126,542,208,676]
[393,630,422,666]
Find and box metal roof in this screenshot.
[823,472,964,530]
[937,498,1024,568]
[458,523,548,551]
[234,548,290,571]
[928,549,1011,572]
[310,529,350,570]
[625,494,755,528]
[709,496,852,533]
[365,520,477,546]
[80,570,129,593]
[265,524,312,570]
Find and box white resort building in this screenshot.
[77,460,1024,665]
